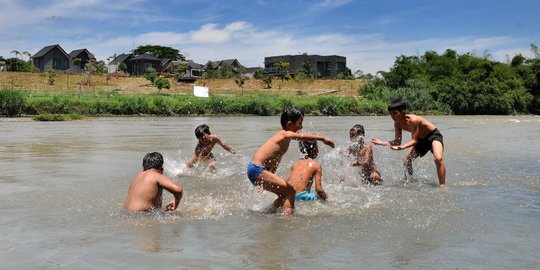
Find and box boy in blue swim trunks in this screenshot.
[371,99,446,186]
[286,141,328,201]
[247,107,335,215]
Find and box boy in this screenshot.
[247,107,334,215]
[346,124,382,185]
[123,152,183,212]
[286,141,328,201]
[186,124,238,170]
[371,99,446,186]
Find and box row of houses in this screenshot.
[1,44,348,79]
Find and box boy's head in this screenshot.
[280,107,304,131]
[388,99,407,121]
[143,152,164,171]
[349,124,365,140]
[299,140,318,159]
[388,99,407,112]
[194,124,211,140]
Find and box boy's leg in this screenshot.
[431,141,446,186]
[209,159,217,171]
[256,170,296,214]
[404,148,417,180]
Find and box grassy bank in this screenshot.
[12,91,386,116]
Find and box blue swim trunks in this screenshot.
[295,191,317,201]
[247,162,266,185]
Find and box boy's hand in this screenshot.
[322,137,335,148]
[389,145,402,151]
[165,200,177,211]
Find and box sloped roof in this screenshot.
[69,48,94,59]
[32,44,70,59]
[109,53,132,65]
[0,56,5,61]
[206,59,242,69]
[130,53,162,62]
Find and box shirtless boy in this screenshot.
[123,152,183,212]
[371,99,446,186]
[286,141,328,201]
[247,107,334,215]
[186,124,238,170]
[346,124,382,185]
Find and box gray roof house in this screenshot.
[163,59,205,82]
[205,59,242,70]
[108,53,132,73]
[69,49,95,70]
[0,56,6,72]
[264,54,346,79]
[108,53,163,75]
[32,44,71,72]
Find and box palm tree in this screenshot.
[10,50,21,59]
[22,51,32,61]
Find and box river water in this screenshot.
[0,115,539,269]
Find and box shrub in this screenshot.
[0,89,26,116]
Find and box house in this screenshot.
[264,54,347,79]
[205,59,242,70]
[0,56,6,71]
[108,53,132,73]
[244,67,264,78]
[129,53,163,75]
[69,49,95,70]
[32,44,71,72]
[164,60,204,77]
[108,53,163,75]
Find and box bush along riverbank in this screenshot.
[1,90,393,117]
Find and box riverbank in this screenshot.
[2,90,388,117]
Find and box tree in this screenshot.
[94,60,106,75]
[132,45,185,61]
[275,61,290,81]
[262,75,272,89]
[154,77,170,93]
[10,50,21,60]
[144,69,158,84]
[118,62,127,73]
[22,51,31,61]
[235,76,245,95]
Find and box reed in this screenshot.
[1,90,413,116]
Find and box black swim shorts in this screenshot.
[414,128,443,157]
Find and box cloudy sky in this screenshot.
[1,0,539,74]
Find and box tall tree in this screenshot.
[132,45,185,60]
[10,50,21,60]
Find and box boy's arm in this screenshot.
[371,123,402,146]
[186,144,201,167]
[215,136,237,154]
[390,125,419,151]
[158,176,183,211]
[314,164,328,201]
[286,131,335,148]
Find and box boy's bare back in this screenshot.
[123,170,165,212]
[252,130,295,172]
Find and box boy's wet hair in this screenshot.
[350,124,365,136]
[194,124,211,139]
[143,152,164,171]
[280,107,304,128]
[299,140,317,157]
[388,99,407,112]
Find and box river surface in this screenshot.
[1,115,539,269]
